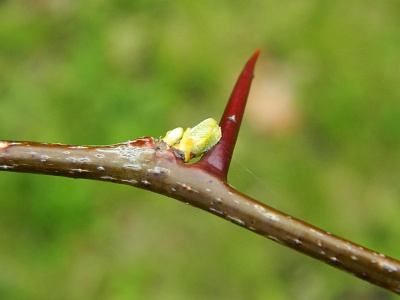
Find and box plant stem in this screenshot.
[1,139,399,294]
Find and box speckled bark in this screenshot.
[1,139,399,294]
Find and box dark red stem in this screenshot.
[198,49,261,180]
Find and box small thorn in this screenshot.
[197,50,261,180]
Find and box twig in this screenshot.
[1,51,399,294]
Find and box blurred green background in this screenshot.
[1,1,399,299]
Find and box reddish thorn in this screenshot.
[197,49,261,180]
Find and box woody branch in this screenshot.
[0,51,399,294]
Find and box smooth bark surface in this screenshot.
[1,139,399,294]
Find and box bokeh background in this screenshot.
[1,1,399,299]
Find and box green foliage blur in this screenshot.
[1,1,399,299]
